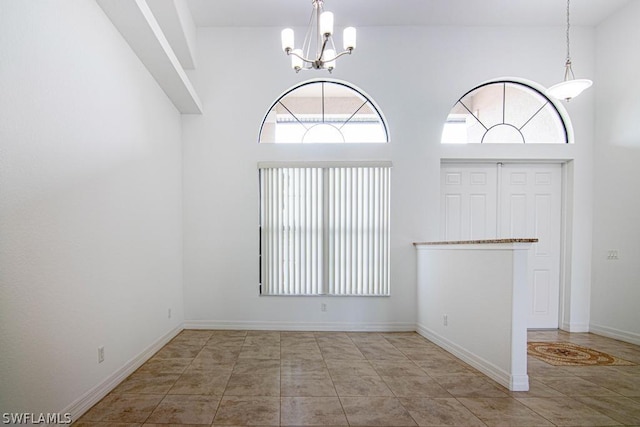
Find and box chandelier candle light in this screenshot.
[547,0,593,101]
[281,0,356,72]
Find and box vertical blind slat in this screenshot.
[276,169,282,294]
[311,169,318,293]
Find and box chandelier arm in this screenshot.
[317,35,330,61]
[322,49,353,63]
[328,32,337,53]
[287,49,316,65]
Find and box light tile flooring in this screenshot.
[76,329,640,426]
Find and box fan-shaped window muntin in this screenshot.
[442,81,568,144]
[259,80,388,143]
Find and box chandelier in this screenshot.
[280,0,356,72]
[547,0,592,101]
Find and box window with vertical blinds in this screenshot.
[259,162,391,296]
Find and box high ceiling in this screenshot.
[186,0,633,28]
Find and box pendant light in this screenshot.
[547,0,593,101]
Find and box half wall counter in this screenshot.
[413,239,537,391]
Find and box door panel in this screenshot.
[469,194,489,238]
[441,162,562,329]
[533,270,551,313]
[534,194,552,256]
[507,194,528,237]
[444,194,462,239]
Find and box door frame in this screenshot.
[440,159,571,330]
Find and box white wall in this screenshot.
[590,1,640,344]
[182,24,595,331]
[0,0,184,416]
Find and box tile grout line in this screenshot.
[210,332,244,425]
[384,334,421,427]
[140,335,206,425]
[319,333,350,426]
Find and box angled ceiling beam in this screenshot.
[147,0,197,70]
[97,0,202,114]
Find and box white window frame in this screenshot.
[258,79,390,144]
[441,80,569,144]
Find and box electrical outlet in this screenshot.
[98,346,105,363]
[321,303,327,312]
[168,308,172,319]
[443,314,448,326]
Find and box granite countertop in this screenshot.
[413,238,538,246]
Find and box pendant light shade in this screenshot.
[320,11,334,36]
[281,28,294,52]
[547,77,593,101]
[343,27,356,50]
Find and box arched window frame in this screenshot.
[442,78,573,144]
[258,78,390,144]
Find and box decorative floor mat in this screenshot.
[528,341,636,366]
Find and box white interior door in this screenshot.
[441,162,563,329]
[498,164,561,329]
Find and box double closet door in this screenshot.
[441,162,562,329]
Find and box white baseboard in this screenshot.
[560,321,590,333]
[61,324,183,424]
[184,320,415,332]
[415,323,528,392]
[589,323,640,346]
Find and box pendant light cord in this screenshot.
[565,0,571,61]
[563,0,575,81]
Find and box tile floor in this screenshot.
[76,329,640,426]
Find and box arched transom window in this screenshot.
[259,80,388,143]
[441,80,568,144]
